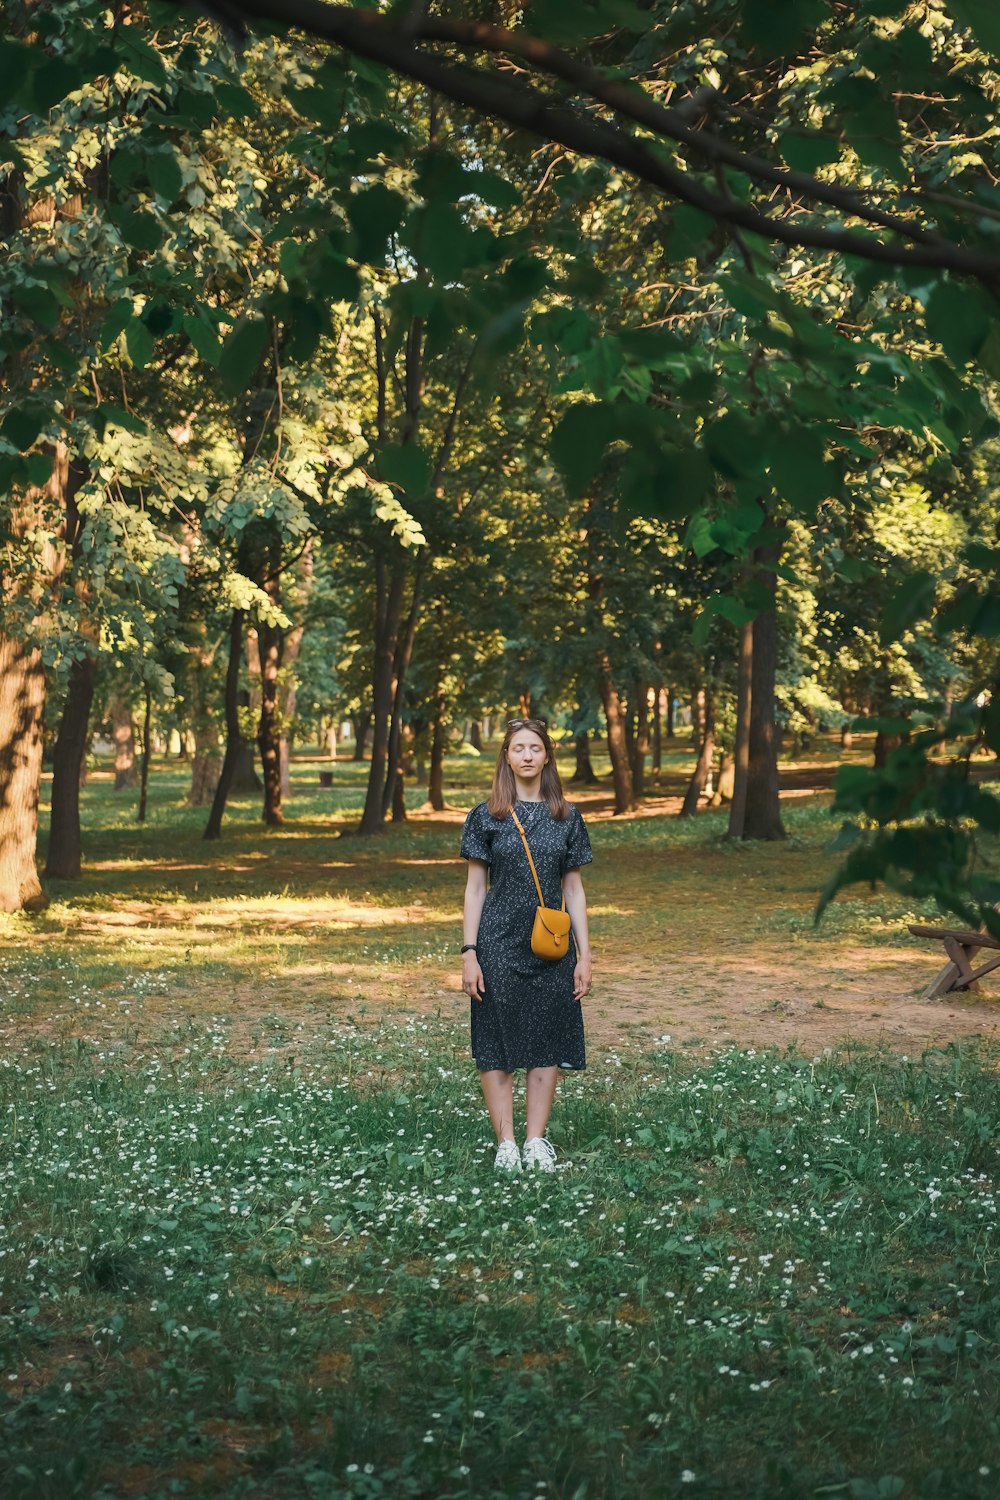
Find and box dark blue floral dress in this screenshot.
[460,799,593,1072]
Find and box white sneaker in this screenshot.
[523,1136,557,1172]
[494,1139,522,1173]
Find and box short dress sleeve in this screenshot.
[461,802,493,864]
[563,806,593,871]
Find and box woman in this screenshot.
[460,718,593,1173]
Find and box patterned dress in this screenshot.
[460,798,593,1072]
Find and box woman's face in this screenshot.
[507,730,547,780]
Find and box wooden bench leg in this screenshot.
[943,936,978,990]
[922,959,961,1001]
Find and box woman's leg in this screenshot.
[479,1070,515,1143]
[525,1066,560,1140]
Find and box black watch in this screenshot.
[461,944,477,954]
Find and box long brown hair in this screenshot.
[487,719,570,821]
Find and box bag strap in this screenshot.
[510,808,566,912]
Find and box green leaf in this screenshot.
[949,1,1000,55]
[114,211,164,253]
[880,571,937,645]
[742,0,830,51]
[530,0,648,43]
[182,313,222,366]
[24,453,53,486]
[11,282,61,328]
[25,56,83,112]
[348,185,408,265]
[624,447,713,518]
[550,402,619,495]
[125,319,155,369]
[219,318,270,393]
[146,149,183,204]
[410,201,480,282]
[100,299,134,351]
[90,404,147,438]
[377,443,432,496]
[924,279,988,363]
[781,133,842,174]
[769,427,836,509]
[705,411,769,479]
[1,407,46,452]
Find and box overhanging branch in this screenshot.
[175,0,1000,286]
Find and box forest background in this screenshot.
[2,0,1000,924]
[3,5,1000,1498]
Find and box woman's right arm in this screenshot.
[463,860,488,999]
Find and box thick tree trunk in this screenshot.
[0,638,49,912]
[665,688,675,740]
[137,683,152,824]
[204,609,246,841]
[680,687,715,819]
[468,720,483,752]
[597,651,635,814]
[112,699,137,790]
[690,689,704,751]
[742,548,786,842]
[727,619,753,839]
[45,653,97,878]
[571,731,599,785]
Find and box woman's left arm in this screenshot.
[563,869,592,1001]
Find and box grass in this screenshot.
[1,736,999,1497]
[1,1021,998,1498]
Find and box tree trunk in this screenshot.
[45,653,97,878]
[680,687,715,819]
[874,729,904,768]
[571,731,599,785]
[597,651,635,814]
[651,689,662,778]
[742,548,786,842]
[840,723,853,751]
[382,566,424,819]
[112,699,137,790]
[428,651,448,812]
[665,688,675,739]
[360,556,407,834]
[727,618,754,839]
[204,609,246,841]
[712,752,735,806]
[351,710,370,761]
[632,680,649,799]
[469,720,483,752]
[137,683,152,824]
[429,707,446,812]
[188,721,221,807]
[257,590,284,828]
[690,689,704,751]
[0,638,49,912]
[677,690,716,822]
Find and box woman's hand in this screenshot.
[573,953,592,1001]
[463,951,486,1000]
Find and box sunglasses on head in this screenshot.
[507,717,548,730]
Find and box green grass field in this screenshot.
[1,743,999,1498]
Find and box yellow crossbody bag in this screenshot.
[510,809,573,961]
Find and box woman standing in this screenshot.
[460,718,593,1172]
